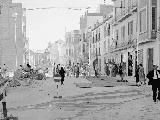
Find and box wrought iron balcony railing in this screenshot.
[115,0,137,22]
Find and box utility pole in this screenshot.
[12,13,18,70]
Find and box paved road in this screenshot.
[2,76,153,120]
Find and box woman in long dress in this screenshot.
[139,64,146,85]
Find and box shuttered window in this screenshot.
[128,21,133,35]
[0,6,2,14]
[152,7,156,30]
[121,26,125,41]
[139,8,147,33]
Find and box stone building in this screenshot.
[137,0,159,75]
[110,0,138,77]
[65,30,80,66]
[80,11,104,65]
[0,0,26,70]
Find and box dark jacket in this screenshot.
[119,65,123,75]
[59,68,65,78]
[147,70,160,85]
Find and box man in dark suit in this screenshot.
[147,65,160,102]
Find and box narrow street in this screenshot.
[1,0,160,119]
[1,76,159,120]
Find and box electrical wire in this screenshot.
[26,6,91,11]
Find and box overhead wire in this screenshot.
[26,6,91,11]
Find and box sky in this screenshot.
[13,0,113,50]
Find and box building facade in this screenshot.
[65,32,72,65]
[46,42,59,65]
[80,11,104,65]
[0,0,26,70]
[57,39,66,66]
[158,0,160,68]
[137,0,159,75]
[65,30,81,66]
[108,0,138,77]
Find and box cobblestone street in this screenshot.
[0,76,158,120]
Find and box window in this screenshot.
[83,33,85,41]
[152,7,157,30]
[96,48,97,56]
[152,0,157,5]
[139,7,147,33]
[128,20,133,35]
[96,34,97,42]
[104,41,106,53]
[92,36,94,43]
[104,25,107,37]
[99,59,101,71]
[159,17,160,31]
[138,49,143,64]
[121,26,125,41]
[69,49,71,56]
[66,49,68,55]
[83,44,85,53]
[108,24,110,36]
[0,6,2,14]
[116,30,119,40]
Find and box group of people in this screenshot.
[135,64,160,102]
[135,63,146,86]
[65,63,89,78]
[0,64,7,79]
[103,62,125,81]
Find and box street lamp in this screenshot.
[12,12,18,70]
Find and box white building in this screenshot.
[80,11,104,64]
[0,0,26,70]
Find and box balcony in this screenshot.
[131,0,138,12]
[110,38,136,52]
[115,0,137,23]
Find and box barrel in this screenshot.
[54,74,61,82]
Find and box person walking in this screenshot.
[76,64,80,78]
[147,65,160,102]
[119,63,124,82]
[135,64,140,86]
[94,64,98,78]
[2,64,7,78]
[107,63,110,76]
[56,64,60,74]
[139,64,146,85]
[59,67,66,85]
[53,63,56,78]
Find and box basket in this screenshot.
[54,74,61,82]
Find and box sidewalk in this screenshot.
[108,75,136,84]
[87,75,136,84]
[85,75,137,88]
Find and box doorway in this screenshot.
[147,48,153,73]
[128,52,133,76]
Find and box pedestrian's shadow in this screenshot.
[103,85,114,87]
[129,84,138,86]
